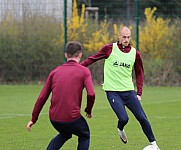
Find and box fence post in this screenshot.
[135,0,139,50]
[64,0,67,62]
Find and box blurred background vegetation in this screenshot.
[0,0,180,86]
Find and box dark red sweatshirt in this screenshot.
[80,42,144,96]
[31,60,95,123]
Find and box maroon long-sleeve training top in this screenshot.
[80,42,144,96]
[31,60,95,123]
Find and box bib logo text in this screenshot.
[113,60,130,68]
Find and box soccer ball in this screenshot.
[143,145,158,150]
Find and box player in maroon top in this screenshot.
[80,35,144,96]
[81,26,160,150]
[26,41,95,150]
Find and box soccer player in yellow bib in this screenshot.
[81,26,160,150]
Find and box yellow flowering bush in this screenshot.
[55,0,88,46]
[84,20,113,52]
[57,1,175,60]
[139,7,174,59]
[57,0,117,53]
[68,0,88,41]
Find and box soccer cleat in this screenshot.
[151,144,160,150]
[143,144,160,150]
[117,128,128,144]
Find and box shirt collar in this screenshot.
[117,42,131,52]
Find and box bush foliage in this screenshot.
[0,0,180,86]
[139,7,180,85]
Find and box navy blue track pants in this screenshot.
[106,90,156,142]
[47,116,90,150]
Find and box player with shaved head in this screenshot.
[81,26,160,150]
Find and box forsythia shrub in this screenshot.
[84,20,113,52]
[68,0,88,41]
[55,0,88,47]
[139,7,174,59]
[138,7,176,85]
[57,0,120,53]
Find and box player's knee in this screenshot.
[138,116,148,124]
[123,117,129,124]
[82,131,90,139]
[79,132,90,143]
[118,117,129,126]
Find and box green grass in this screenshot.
[0,85,181,150]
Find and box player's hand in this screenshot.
[84,108,92,118]
[26,120,34,131]
[137,95,141,101]
[86,113,92,118]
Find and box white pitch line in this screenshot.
[0,113,48,119]
[1,112,181,120]
[0,99,180,120]
[152,116,181,119]
[142,99,181,105]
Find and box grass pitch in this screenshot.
[0,85,181,150]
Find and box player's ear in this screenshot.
[79,52,82,58]
[65,53,68,59]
